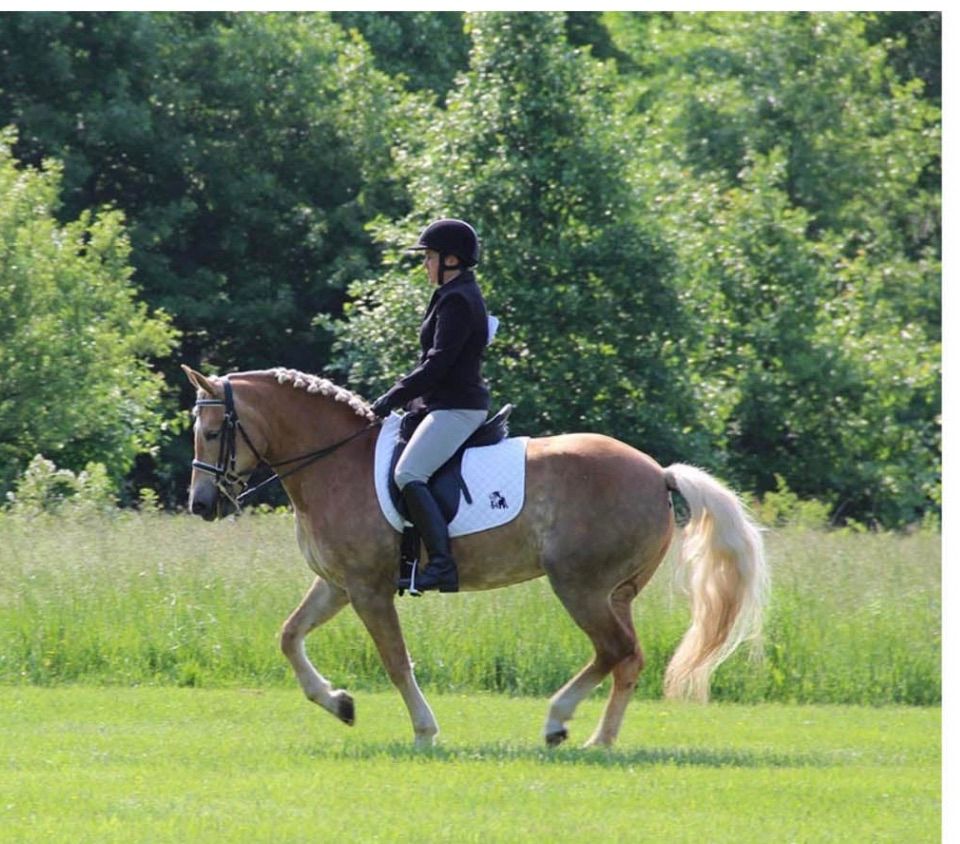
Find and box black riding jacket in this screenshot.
[380,270,491,413]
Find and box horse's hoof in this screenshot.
[336,694,355,726]
[545,728,568,747]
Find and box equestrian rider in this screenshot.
[369,219,491,593]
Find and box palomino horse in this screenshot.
[183,365,768,748]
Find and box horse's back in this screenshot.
[527,432,665,489]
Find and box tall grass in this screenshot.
[0,511,940,704]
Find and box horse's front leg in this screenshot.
[280,576,354,725]
[348,584,439,747]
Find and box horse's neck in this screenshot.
[259,389,363,460]
[255,385,372,512]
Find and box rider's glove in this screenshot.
[369,395,393,419]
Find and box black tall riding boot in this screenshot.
[402,481,459,593]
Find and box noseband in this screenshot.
[192,378,379,512]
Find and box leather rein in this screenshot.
[191,378,379,511]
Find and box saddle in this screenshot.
[387,404,513,523]
[388,404,512,594]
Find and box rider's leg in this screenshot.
[394,409,486,592]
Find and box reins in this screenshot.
[237,423,378,505]
[192,377,380,511]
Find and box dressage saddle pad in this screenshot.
[374,411,528,538]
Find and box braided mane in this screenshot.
[271,367,375,421]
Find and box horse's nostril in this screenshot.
[191,498,208,516]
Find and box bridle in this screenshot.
[191,377,379,512]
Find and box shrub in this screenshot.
[5,455,116,516]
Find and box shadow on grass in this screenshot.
[304,740,833,769]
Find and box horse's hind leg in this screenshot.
[583,579,645,747]
[543,584,639,748]
[280,576,354,724]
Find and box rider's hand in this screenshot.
[369,395,393,419]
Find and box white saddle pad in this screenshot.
[374,413,529,537]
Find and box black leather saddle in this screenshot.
[387,404,513,525]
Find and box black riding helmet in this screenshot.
[408,219,480,280]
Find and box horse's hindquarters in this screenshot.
[453,433,672,593]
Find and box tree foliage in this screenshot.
[0,12,404,375]
[608,11,941,524]
[1,12,410,501]
[0,11,941,526]
[331,11,469,99]
[328,12,710,464]
[0,127,177,494]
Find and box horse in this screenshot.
[183,364,768,748]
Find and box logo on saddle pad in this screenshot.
[374,414,528,538]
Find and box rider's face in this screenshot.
[423,250,458,286]
[423,250,440,285]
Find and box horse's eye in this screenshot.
[204,430,220,442]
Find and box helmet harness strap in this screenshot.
[437,251,465,285]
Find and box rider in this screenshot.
[369,219,491,593]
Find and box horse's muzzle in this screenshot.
[189,481,222,521]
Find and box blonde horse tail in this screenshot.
[662,463,769,703]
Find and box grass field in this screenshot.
[0,511,941,705]
[0,687,940,843]
[0,513,942,840]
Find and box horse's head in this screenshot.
[182,365,267,521]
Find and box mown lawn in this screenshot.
[0,687,940,843]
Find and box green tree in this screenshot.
[142,13,406,372]
[0,12,406,375]
[610,12,940,248]
[609,12,941,524]
[331,11,469,99]
[866,12,940,104]
[0,128,178,496]
[665,151,939,525]
[0,11,182,215]
[328,12,702,465]
[1,12,413,502]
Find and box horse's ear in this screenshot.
[181,364,220,397]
